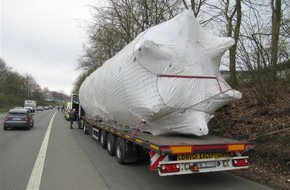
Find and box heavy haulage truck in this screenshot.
[77,10,252,176]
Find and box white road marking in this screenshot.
[26,112,57,190]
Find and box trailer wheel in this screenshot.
[116,137,125,164]
[100,130,108,149]
[107,133,117,156]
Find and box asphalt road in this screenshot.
[0,109,274,190]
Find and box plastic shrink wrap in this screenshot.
[79,10,242,136]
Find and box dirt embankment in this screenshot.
[209,86,290,190]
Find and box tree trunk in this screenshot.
[271,0,281,67]
[229,0,241,87]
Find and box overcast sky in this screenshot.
[1,0,104,95]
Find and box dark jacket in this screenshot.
[69,110,76,120]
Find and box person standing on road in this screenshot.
[69,109,76,129]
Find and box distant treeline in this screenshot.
[0,58,68,112]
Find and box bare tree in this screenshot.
[0,58,44,108]
[236,0,290,105]
[182,0,207,16]
[228,0,242,87]
[76,0,182,91]
[0,58,10,95]
[72,72,90,94]
[271,0,282,67]
[204,0,242,86]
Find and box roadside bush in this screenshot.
[0,93,8,112]
[0,93,25,112]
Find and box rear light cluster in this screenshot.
[25,117,29,121]
[4,116,8,121]
[233,159,248,167]
[160,164,180,173]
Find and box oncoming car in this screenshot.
[3,108,34,130]
[36,106,43,111]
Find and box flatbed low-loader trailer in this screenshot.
[79,116,252,176]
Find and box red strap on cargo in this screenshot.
[158,74,217,79]
[130,119,144,137]
[157,74,223,93]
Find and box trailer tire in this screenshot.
[116,137,125,164]
[107,133,117,156]
[100,130,108,149]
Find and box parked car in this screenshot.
[43,106,49,110]
[3,108,34,130]
[36,106,43,111]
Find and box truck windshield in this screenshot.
[72,95,79,103]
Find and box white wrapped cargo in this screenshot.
[79,10,241,136]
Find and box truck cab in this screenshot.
[65,94,80,121]
[24,100,37,112]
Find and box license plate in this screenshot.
[177,152,233,160]
[12,118,21,121]
[197,161,216,168]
